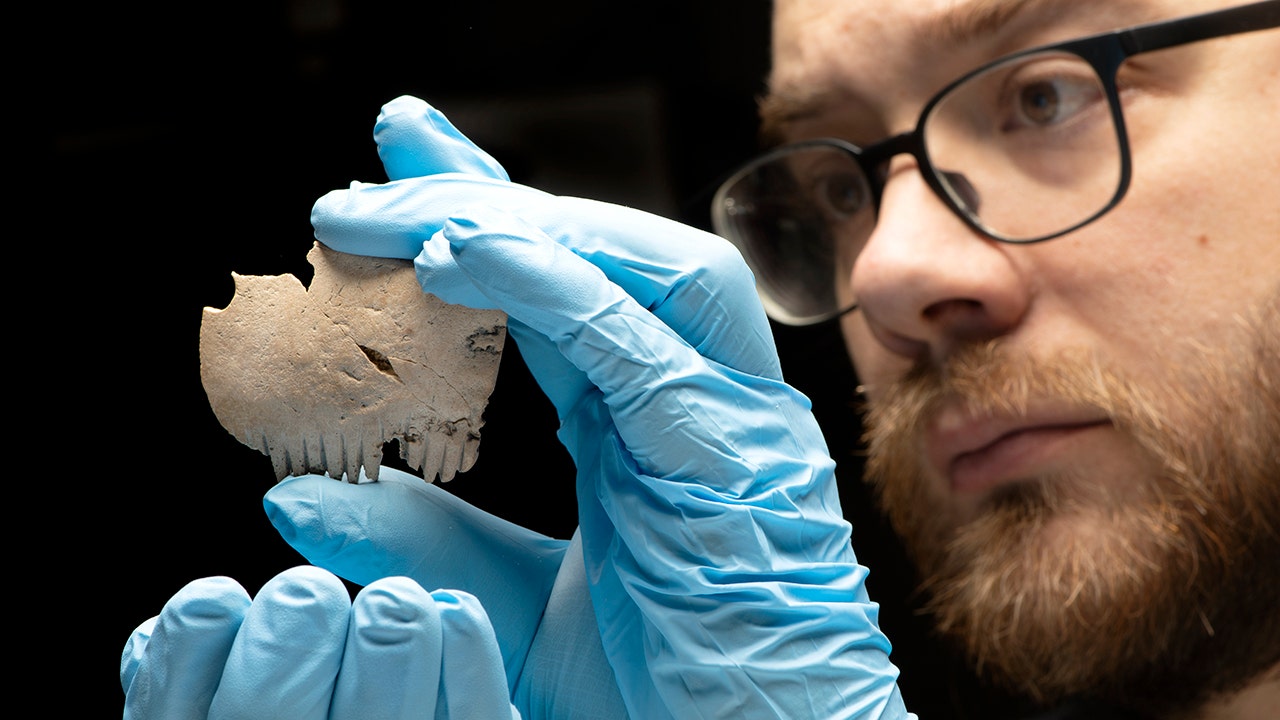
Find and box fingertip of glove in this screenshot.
[352,577,437,638]
[373,95,511,182]
[264,473,423,567]
[257,566,352,616]
[430,588,496,639]
[263,474,331,549]
[378,94,431,119]
[442,205,546,248]
[308,186,352,228]
[440,211,482,239]
[168,577,253,620]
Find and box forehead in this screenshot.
[765,0,1224,136]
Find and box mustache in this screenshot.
[859,342,1147,469]
[862,341,1139,427]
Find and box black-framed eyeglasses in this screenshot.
[712,1,1280,326]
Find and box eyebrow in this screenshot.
[925,0,1043,47]
[757,88,829,146]
[924,0,1154,46]
[759,0,1146,144]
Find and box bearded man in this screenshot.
[728,1,1280,714]
[123,1,1278,718]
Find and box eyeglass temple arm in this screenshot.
[1120,1,1280,55]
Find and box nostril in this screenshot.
[922,298,1004,342]
[861,317,934,361]
[923,298,982,319]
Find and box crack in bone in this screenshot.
[199,243,507,483]
[357,344,401,380]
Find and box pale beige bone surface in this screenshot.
[200,243,506,483]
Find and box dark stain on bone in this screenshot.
[466,325,505,355]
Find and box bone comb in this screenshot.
[199,242,506,483]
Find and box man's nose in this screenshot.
[849,160,1031,364]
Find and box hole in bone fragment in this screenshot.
[358,344,400,380]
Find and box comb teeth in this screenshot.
[201,243,506,483]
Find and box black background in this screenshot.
[52,1,1025,716]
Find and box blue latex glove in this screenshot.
[120,565,518,719]
[311,96,913,719]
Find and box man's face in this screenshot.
[768,0,1280,710]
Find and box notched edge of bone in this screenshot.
[199,242,507,484]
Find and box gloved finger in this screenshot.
[121,577,250,720]
[328,577,444,720]
[207,566,351,720]
[265,468,567,688]
[311,175,528,262]
[438,206,792,491]
[432,590,522,720]
[412,224,588,420]
[374,95,508,181]
[314,174,780,380]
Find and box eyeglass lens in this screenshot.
[928,51,1124,241]
[716,50,1124,325]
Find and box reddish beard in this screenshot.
[861,295,1280,713]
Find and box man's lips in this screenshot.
[926,404,1112,495]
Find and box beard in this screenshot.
[861,292,1280,714]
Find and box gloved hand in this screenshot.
[121,469,629,719]
[310,96,913,719]
[266,469,630,719]
[120,564,518,719]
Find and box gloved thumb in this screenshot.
[374,95,509,182]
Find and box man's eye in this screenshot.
[1018,79,1065,124]
[1004,68,1105,131]
[810,172,869,218]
